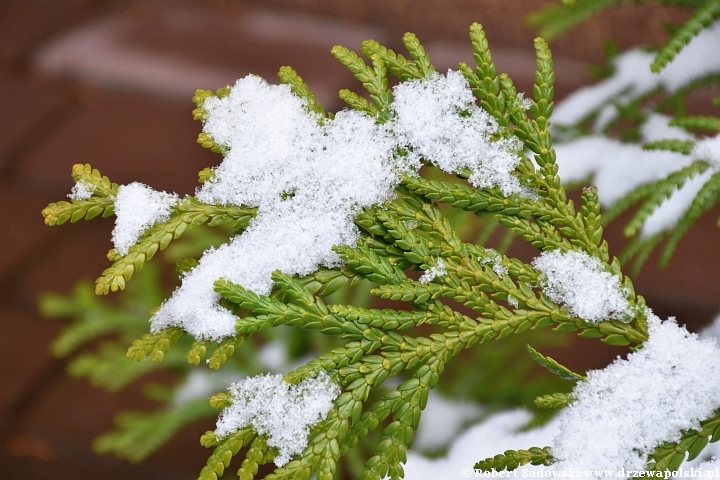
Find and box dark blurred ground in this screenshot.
[0,1,718,478]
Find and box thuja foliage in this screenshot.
[40,20,720,480]
[532,0,720,274]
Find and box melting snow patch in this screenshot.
[111,182,178,255]
[553,313,720,472]
[215,372,340,467]
[532,249,631,323]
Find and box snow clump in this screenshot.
[111,182,178,255]
[150,72,525,340]
[532,249,631,323]
[150,76,407,339]
[553,313,720,473]
[214,372,340,467]
[392,70,525,197]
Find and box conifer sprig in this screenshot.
[42,21,711,480]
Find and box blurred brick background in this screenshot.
[0,0,717,478]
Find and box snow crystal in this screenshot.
[151,76,406,339]
[419,258,447,283]
[111,182,178,256]
[391,70,525,197]
[641,170,713,238]
[532,249,631,323]
[553,313,720,472]
[553,20,720,127]
[693,134,720,169]
[215,371,339,467]
[68,180,95,200]
[479,248,508,278]
[554,136,692,207]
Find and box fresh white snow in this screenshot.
[532,249,631,323]
[392,70,525,197]
[111,182,178,255]
[553,312,720,472]
[214,371,339,467]
[149,72,525,340]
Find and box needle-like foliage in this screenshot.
[41,19,720,480]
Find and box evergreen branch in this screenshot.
[603,163,707,227]
[336,242,409,286]
[526,344,586,382]
[42,197,115,226]
[359,355,446,480]
[474,446,554,472]
[278,66,327,119]
[207,336,246,370]
[648,410,720,471]
[534,392,572,409]
[191,89,213,120]
[401,33,434,78]
[127,327,184,362]
[660,171,720,266]
[238,436,274,480]
[360,39,424,81]
[670,115,720,132]
[462,23,508,125]
[216,275,426,353]
[198,427,256,480]
[651,0,720,73]
[42,163,118,225]
[331,46,391,111]
[95,198,255,294]
[531,37,555,128]
[196,131,225,154]
[338,89,377,114]
[642,139,696,154]
[298,268,358,298]
[94,398,214,463]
